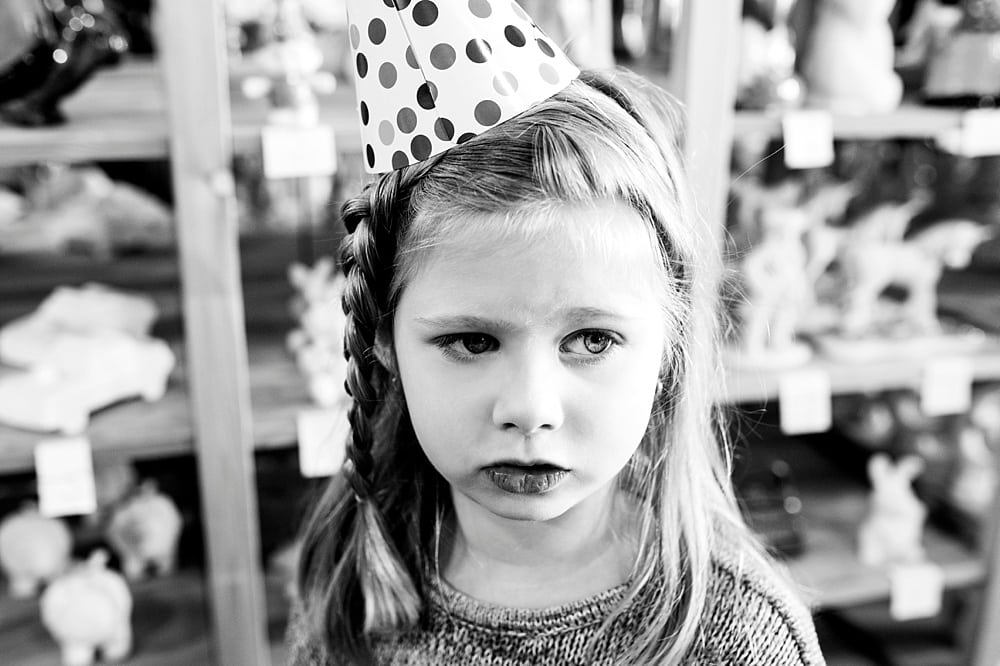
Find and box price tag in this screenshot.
[890,561,944,621]
[261,124,337,179]
[921,357,974,417]
[34,437,97,517]
[778,367,832,435]
[936,109,1000,157]
[781,110,835,169]
[297,406,350,478]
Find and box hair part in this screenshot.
[297,68,761,664]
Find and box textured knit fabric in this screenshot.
[286,536,826,666]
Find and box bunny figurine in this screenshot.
[0,504,73,598]
[799,0,903,114]
[40,550,132,666]
[857,453,928,567]
[105,481,182,580]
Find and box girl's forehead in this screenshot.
[412,200,661,270]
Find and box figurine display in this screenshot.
[0,165,174,259]
[0,0,130,126]
[857,453,928,567]
[105,481,182,581]
[239,0,337,128]
[286,257,349,408]
[40,550,132,666]
[0,282,158,368]
[0,504,73,598]
[837,219,992,337]
[923,0,1000,105]
[737,459,806,558]
[86,460,139,528]
[737,0,805,110]
[730,204,813,368]
[0,329,176,435]
[798,0,903,114]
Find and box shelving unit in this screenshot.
[1,0,999,664]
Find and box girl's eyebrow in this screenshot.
[412,307,634,331]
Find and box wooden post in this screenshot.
[672,0,742,238]
[156,1,269,664]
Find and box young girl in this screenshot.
[287,20,825,666]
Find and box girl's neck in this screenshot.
[439,487,639,608]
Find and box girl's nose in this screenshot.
[491,355,565,435]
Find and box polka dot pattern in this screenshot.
[466,38,491,63]
[347,0,579,172]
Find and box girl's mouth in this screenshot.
[483,463,569,494]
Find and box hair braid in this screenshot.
[338,173,421,636]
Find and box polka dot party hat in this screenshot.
[347,0,580,173]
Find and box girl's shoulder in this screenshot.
[696,521,827,665]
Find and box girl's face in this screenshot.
[393,201,667,524]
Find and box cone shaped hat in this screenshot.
[347,0,580,173]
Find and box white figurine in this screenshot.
[949,425,998,518]
[40,550,132,666]
[105,481,182,581]
[287,258,349,407]
[799,0,903,114]
[733,205,813,368]
[839,219,992,336]
[857,454,928,567]
[0,504,73,598]
[0,330,175,434]
[0,282,158,368]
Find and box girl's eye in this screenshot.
[435,333,498,358]
[562,330,618,356]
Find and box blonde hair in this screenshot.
[297,68,764,664]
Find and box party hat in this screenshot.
[346,0,580,173]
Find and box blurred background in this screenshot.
[0,1,999,664]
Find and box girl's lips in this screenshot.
[484,464,569,494]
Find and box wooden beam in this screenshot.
[156,1,269,664]
[673,0,742,237]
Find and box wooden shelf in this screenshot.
[0,337,308,474]
[0,569,291,666]
[733,104,965,141]
[788,484,985,610]
[725,343,1000,404]
[0,58,362,167]
[0,60,170,166]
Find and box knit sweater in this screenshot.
[286,543,826,665]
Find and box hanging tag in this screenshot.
[936,109,1000,157]
[782,110,835,169]
[890,561,944,621]
[921,357,974,417]
[297,406,350,478]
[778,367,832,435]
[34,437,98,518]
[261,124,337,179]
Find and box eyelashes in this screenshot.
[433,330,622,364]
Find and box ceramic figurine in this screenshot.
[0,165,174,259]
[949,424,998,517]
[839,219,993,336]
[240,0,337,127]
[0,330,175,435]
[732,205,813,368]
[857,453,928,567]
[737,0,805,110]
[0,504,73,598]
[287,258,349,407]
[268,539,302,602]
[971,383,1000,445]
[799,0,902,114]
[40,550,132,666]
[924,0,1000,105]
[84,460,139,528]
[105,481,182,581]
[896,0,963,71]
[0,282,158,368]
[0,0,129,126]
